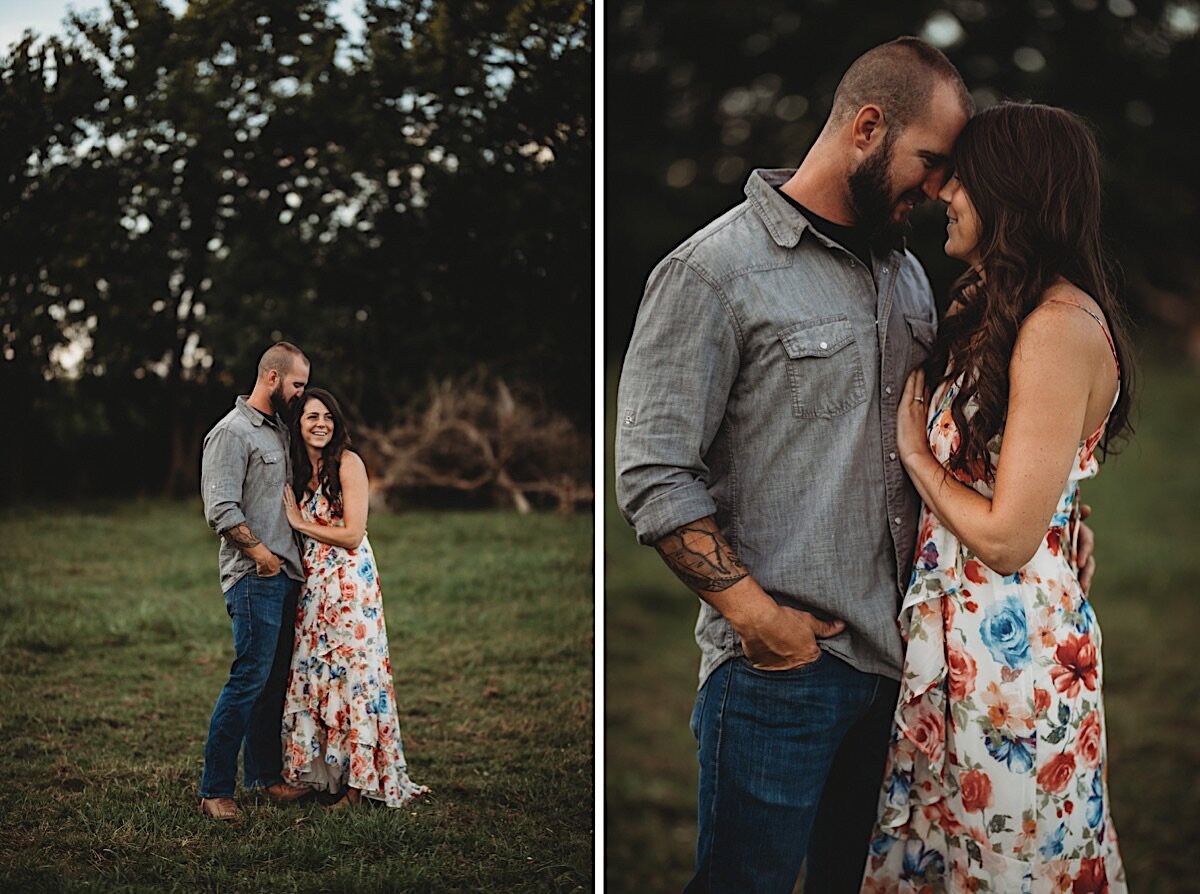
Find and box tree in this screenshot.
[1,0,593,501]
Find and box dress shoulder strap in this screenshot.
[1043,299,1119,371]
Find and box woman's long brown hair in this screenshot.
[926,102,1135,483]
[290,387,353,517]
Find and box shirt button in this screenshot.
[889,452,897,460]
[881,266,889,275]
[893,517,902,526]
[885,386,893,395]
[819,341,828,350]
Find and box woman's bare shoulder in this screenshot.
[339,449,367,476]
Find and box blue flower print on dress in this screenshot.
[1038,822,1067,861]
[917,541,939,571]
[869,832,892,859]
[887,769,911,802]
[357,560,376,586]
[1087,768,1105,828]
[984,729,1035,773]
[900,839,944,881]
[979,594,1031,669]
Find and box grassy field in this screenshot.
[604,358,1200,893]
[0,506,593,893]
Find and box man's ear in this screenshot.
[851,104,886,152]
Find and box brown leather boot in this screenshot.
[262,782,312,804]
[198,797,241,821]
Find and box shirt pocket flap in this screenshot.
[904,315,935,349]
[778,318,855,359]
[261,451,283,464]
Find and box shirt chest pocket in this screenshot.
[905,314,936,374]
[777,317,866,419]
[257,450,286,486]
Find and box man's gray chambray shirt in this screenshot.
[201,396,304,592]
[615,169,937,687]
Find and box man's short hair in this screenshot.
[830,37,972,134]
[257,341,308,381]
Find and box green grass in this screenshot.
[0,505,593,893]
[604,358,1200,894]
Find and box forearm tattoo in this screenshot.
[221,523,262,552]
[655,519,749,593]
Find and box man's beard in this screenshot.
[269,382,297,421]
[847,133,914,254]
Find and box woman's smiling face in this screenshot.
[299,397,335,451]
[939,173,982,267]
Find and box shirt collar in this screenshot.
[234,395,283,430]
[743,167,907,256]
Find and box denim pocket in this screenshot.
[904,314,936,374]
[258,450,285,486]
[735,651,827,679]
[777,317,866,418]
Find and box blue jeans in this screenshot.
[199,572,299,799]
[684,652,900,894]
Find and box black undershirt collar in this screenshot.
[775,187,874,271]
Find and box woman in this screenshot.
[280,387,429,809]
[862,103,1133,891]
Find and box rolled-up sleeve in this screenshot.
[615,256,741,544]
[201,427,248,535]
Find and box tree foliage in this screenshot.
[1,0,592,500]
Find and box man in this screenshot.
[198,342,313,820]
[617,38,1000,892]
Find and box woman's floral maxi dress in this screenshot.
[282,486,428,806]
[862,347,1126,891]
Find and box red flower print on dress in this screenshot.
[964,559,988,585]
[1037,751,1077,794]
[947,640,977,701]
[1072,856,1109,893]
[958,768,993,813]
[1050,632,1098,698]
[905,703,946,765]
[1046,527,1062,556]
[1033,687,1052,718]
[943,595,956,633]
[921,797,965,837]
[1076,710,1103,769]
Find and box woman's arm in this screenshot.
[897,302,1112,574]
[283,451,370,550]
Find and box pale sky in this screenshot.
[0,0,363,54]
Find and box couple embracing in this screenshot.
[616,37,1132,893]
[197,343,428,820]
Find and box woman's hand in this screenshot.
[897,368,933,469]
[283,486,304,529]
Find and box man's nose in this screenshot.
[922,171,947,201]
